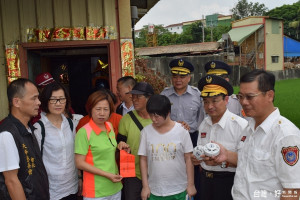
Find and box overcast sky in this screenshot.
[135,0,299,29]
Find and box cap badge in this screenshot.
[206,76,212,83]
[210,62,216,69]
[44,74,49,79]
[178,59,184,67]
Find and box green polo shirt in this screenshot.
[118,110,152,179]
[75,120,122,198]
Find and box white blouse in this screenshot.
[34,112,79,200]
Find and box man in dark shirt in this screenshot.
[0,78,49,200]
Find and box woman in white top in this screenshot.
[138,94,196,200]
[34,82,81,200]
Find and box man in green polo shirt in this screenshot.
[117,82,154,200]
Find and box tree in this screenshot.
[134,25,148,48]
[134,25,174,47]
[187,21,203,43]
[231,0,268,20]
[134,21,231,46]
[266,1,300,39]
[213,24,232,41]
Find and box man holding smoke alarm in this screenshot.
[191,74,247,200]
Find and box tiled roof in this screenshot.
[136,42,221,56]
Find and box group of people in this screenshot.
[0,58,299,200]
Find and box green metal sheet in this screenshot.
[229,24,263,45]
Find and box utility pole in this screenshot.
[202,15,205,42]
[146,24,157,47]
[210,19,213,42]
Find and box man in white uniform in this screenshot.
[192,75,247,200]
[213,69,300,200]
[204,60,246,118]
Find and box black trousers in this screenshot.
[122,177,142,200]
[200,168,235,200]
[60,193,78,200]
[190,131,202,200]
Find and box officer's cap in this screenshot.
[198,75,233,97]
[169,58,194,75]
[205,61,231,76]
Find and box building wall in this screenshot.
[218,19,232,26]
[232,17,264,28]
[219,16,232,20]
[144,56,300,87]
[206,14,218,27]
[265,19,284,71]
[231,17,283,71]
[218,15,233,26]
[118,0,132,38]
[166,25,183,34]
[0,0,126,120]
[182,20,203,32]
[240,30,265,70]
[0,7,7,117]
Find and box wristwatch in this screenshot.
[221,161,228,168]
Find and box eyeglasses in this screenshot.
[237,92,265,101]
[49,98,67,104]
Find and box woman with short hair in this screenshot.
[34,82,80,200]
[75,90,123,200]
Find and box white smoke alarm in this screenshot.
[203,143,220,157]
[193,145,205,160]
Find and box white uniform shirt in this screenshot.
[138,122,193,196]
[0,131,20,172]
[33,113,78,200]
[198,109,248,172]
[232,108,300,200]
[120,102,134,116]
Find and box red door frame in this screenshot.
[18,40,121,94]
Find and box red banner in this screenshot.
[120,150,135,178]
[5,45,21,83]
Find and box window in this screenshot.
[272,21,280,34]
[272,56,279,63]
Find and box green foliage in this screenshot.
[266,1,300,39]
[234,78,300,128]
[135,37,147,48]
[157,33,173,46]
[231,0,268,20]
[184,21,203,43]
[273,78,300,129]
[212,24,232,41]
[135,25,149,48]
[134,57,167,94]
[134,21,230,47]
